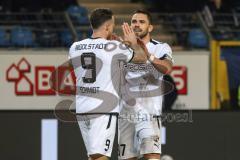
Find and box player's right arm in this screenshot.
[148,43,173,74]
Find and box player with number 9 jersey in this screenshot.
[68,8,147,159]
[69,37,133,114]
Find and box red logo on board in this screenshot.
[6,58,76,96]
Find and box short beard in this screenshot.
[137,31,148,39]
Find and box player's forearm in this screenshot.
[131,44,148,63]
[149,58,173,74]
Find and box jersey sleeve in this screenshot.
[68,42,76,59]
[155,43,174,63]
[123,47,134,62]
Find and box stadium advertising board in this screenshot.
[171,51,209,109]
[0,50,209,109]
[1,111,239,160]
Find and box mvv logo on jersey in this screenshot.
[6,57,76,96]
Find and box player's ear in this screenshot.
[148,24,153,33]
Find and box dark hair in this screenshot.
[133,9,152,24]
[90,8,113,29]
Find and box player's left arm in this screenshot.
[148,43,173,74]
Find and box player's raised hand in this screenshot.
[121,23,148,63]
[122,22,137,46]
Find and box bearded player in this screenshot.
[119,10,174,160]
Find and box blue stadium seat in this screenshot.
[10,26,35,47]
[60,29,83,47]
[67,5,89,25]
[0,28,10,47]
[188,28,208,48]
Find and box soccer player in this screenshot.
[68,8,148,160]
[119,10,174,160]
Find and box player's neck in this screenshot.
[141,34,151,45]
[92,31,107,39]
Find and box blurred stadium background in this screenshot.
[0,0,240,160]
